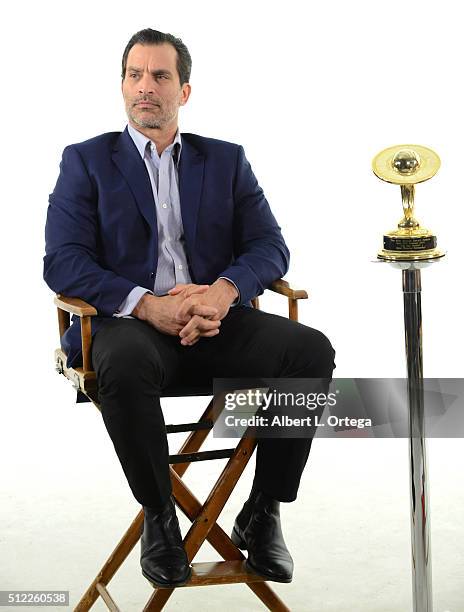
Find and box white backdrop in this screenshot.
[1,0,462,377]
[1,1,463,610]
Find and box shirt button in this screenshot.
[178,264,183,270]
[162,203,168,209]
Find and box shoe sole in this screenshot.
[142,565,192,588]
[231,527,293,584]
[245,559,293,583]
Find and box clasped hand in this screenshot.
[133,279,237,346]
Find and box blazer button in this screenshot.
[150,272,155,278]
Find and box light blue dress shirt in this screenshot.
[114,124,239,318]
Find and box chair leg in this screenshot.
[74,510,143,611]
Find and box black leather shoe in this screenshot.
[231,491,293,583]
[141,497,192,587]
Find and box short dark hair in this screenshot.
[121,28,192,85]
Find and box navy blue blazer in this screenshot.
[44,127,290,369]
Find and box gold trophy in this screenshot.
[372,144,444,260]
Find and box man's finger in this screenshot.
[179,316,220,338]
[178,315,201,338]
[182,323,222,345]
[176,300,218,322]
[201,328,221,338]
[179,315,220,338]
[168,283,195,295]
[196,317,221,334]
[181,337,200,346]
[181,334,200,346]
[180,326,220,346]
[174,296,198,322]
[168,283,209,296]
[179,319,201,345]
[189,304,219,318]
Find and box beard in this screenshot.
[126,96,178,130]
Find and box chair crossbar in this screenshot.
[168,449,234,464]
[95,583,120,612]
[165,420,213,434]
[158,560,267,588]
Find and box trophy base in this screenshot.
[377,248,445,262]
[378,228,445,261]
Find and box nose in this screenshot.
[138,73,155,95]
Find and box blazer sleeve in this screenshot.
[43,145,138,316]
[219,145,290,304]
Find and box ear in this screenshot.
[180,83,191,106]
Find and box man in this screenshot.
[44,28,335,588]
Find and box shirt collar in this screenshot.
[127,123,182,165]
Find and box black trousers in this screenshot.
[91,306,335,508]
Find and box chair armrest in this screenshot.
[54,294,98,317]
[54,294,98,373]
[268,279,308,301]
[251,279,309,322]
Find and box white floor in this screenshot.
[1,380,463,612]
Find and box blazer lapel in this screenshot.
[178,136,205,253]
[111,127,157,232]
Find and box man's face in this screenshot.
[122,43,190,131]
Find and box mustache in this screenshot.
[133,97,161,106]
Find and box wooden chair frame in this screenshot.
[53,279,308,611]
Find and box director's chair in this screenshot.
[53,279,308,611]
